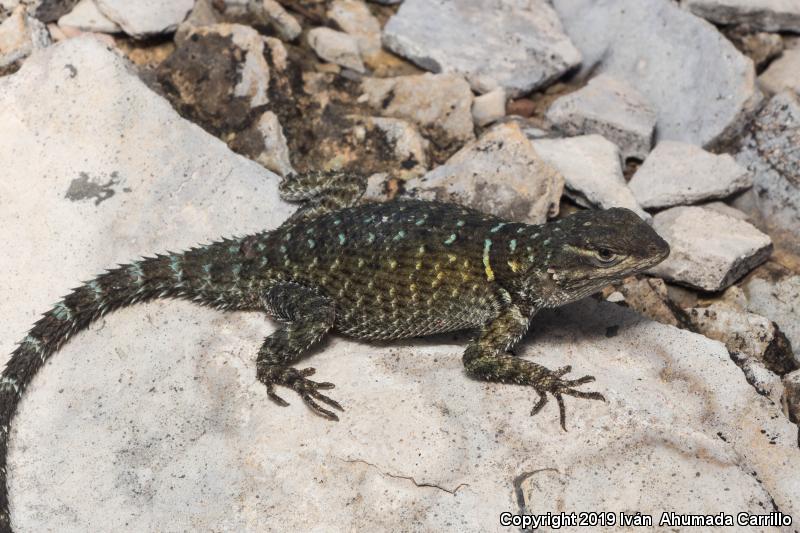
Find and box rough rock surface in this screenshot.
[648,206,772,291]
[361,116,429,179]
[34,0,81,22]
[58,0,120,33]
[470,87,505,127]
[687,303,797,375]
[307,27,365,73]
[603,276,689,329]
[743,274,800,360]
[95,0,193,38]
[382,0,581,96]
[361,73,474,157]
[0,5,49,68]
[246,111,295,177]
[784,369,800,422]
[735,91,800,255]
[546,75,656,161]
[629,141,752,209]
[553,0,761,147]
[328,0,381,59]
[404,122,564,224]
[758,48,800,96]
[251,0,302,42]
[684,0,800,32]
[531,134,648,220]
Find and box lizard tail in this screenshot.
[0,251,203,532]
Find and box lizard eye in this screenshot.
[593,248,619,265]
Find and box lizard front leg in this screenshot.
[257,282,343,420]
[462,303,605,430]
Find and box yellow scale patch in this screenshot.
[483,239,495,281]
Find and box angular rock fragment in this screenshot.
[0,5,49,69]
[743,274,800,360]
[684,0,800,33]
[361,73,474,159]
[34,0,81,23]
[251,0,302,42]
[553,0,761,147]
[735,91,800,255]
[758,48,800,96]
[382,0,581,96]
[603,276,689,329]
[230,111,295,177]
[687,303,797,375]
[157,23,270,132]
[531,134,648,220]
[360,116,428,179]
[470,88,505,128]
[629,141,752,209]
[726,30,783,70]
[307,27,365,73]
[648,206,772,291]
[95,0,193,39]
[783,370,800,422]
[328,0,382,59]
[546,75,656,161]
[404,122,564,224]
[58,0,119,33]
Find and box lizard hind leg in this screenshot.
[256,282,342,420]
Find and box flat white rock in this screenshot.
[382,0,581,96]
[328,0,382,59]
[684,0,800,32]
[531,134,649,220]
[404,122,564,224]
[629,141,752,209]
[307,26,365,73]
[758,48,800,96]
[648,206,772,291]
[0,5,49,68]
[95,0,193,38]
[546,74,657,160]
[553,0,761,147]
[58,0,120,33]
[470,87,505,127]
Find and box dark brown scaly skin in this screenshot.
[0,171,669,531]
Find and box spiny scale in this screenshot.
[0,170,669,532]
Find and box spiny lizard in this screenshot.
[0,171,669,531]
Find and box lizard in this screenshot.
[0,170,669,531]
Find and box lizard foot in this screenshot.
[528,365,605,431]
[260,366,344,421]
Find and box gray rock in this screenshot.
[531,134,649,220]
[735,91,800,255]
[648,206,772,291]
[58,0,120,32]
[629,141,752,209]
[470,87,505,127]
[743,275,800,361]
[700,201,750,221]
[34,0,80,22]
[250,111,295,177]
[250,0,301,42]
[602,276,688,329]
[308,27,365,73]
[687,303,798,375]
[382,0,581,96]
[95,0,193,38]
[366,117,429,179]
[684,0,800,33]
[758,48,800,96]
[328,0,382,59]
[545,75,656,161]
[553,0,761,148]
[404,122,564,224]
[783,369,800,422]
[0,5,49,68]
[360,73,475,149]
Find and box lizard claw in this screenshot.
[529,369,605,431]
[260,366,344,421]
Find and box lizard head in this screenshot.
[523,208,669,307]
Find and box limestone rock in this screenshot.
[328,0,382,59]
[57,0,119,32]
[0,5,50,68]
[743,274,800,361]
[470,88,505,127]
[307,26,365,73]
[553,0,761,147]
[648,206,772,291]
[361,73,475,156]
[783,369,800,422]
[404,122,564,224]
[363,116,428,179]
[735,91,800,255]
[531,134,648,220]
[603,276,688,329]
[687,303,797,375]
[382,0,581,96]
[246,111,295,177]
[157,23,270,132]
[545,75,656,161]
[252,0,302,42]
[34,0,80,22]
[629,141,752,209]
[95,0,193,39]
[684,0,800,33]
[758,48,800,96]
